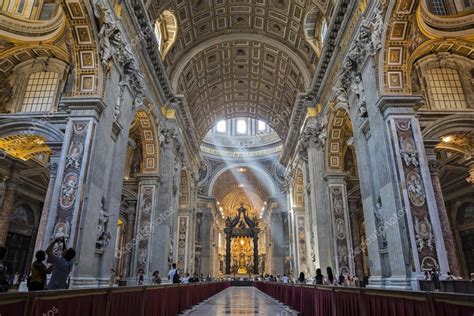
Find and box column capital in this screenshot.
[324,171,349,184]
[135,173,160,184]
[376,95,425,118]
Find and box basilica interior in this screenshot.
[0,0,473,294]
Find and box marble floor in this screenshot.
[182,287,298,315]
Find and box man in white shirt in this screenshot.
[168,263,179,284]
[282,274,289,283]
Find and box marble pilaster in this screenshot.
[425,141,462,277]
[348,198,365,280]
[326,172,354,275]
[33,151,60,253]
[0,173,17,245]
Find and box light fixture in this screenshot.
[238,167,246,172]
[441,135,454,143]
[238,184,244,188]
[240,239,245,246]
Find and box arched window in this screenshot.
[154,10,178,59]
[415,55,473,110]
[236,119,247,134]
[427,0,474,15]
[22,71,59,112]
[2,57,68,113]
[424,67,467,109]
[216,120,227,133]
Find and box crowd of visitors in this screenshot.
[259,267,365,288]
[0,237,76,293]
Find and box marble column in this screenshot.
[33,150,60,253]
[348,197,364,280]
[0,173,17,245]
[299,119,335,273]
[425,141,462,277]
[326,172,354,275]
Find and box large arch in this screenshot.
[208,163,277,199]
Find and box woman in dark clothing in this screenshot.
[298,272,305,283]
[315,268,324,285]
[324,267,337,286]
[28,250,52,291]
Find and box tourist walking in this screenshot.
[28,250,52,291]
[46,237,76,290]
[169,263,180,284]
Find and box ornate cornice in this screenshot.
[124,0,174,101]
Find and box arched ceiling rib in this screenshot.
[148,0,321,140]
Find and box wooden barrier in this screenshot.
[254,281,474,316]
[0,281,230,316]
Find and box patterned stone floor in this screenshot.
[182,286,298,315]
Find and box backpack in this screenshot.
[172,270,180,284]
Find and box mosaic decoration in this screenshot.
[394,119,439,271]
[136,186,155,273]
[177,216,189,271]
[329,186,351,274]
[52,121,90,242]
[296,215,308,274]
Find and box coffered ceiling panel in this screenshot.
[148,0,323,140]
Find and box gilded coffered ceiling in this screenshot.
[212,167,271,208]
[148,0,327,139]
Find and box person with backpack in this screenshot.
[168,263,180,284]
[0,246,9,292]
[28,250,52,291]
[46,237,76,290]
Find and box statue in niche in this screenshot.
[350,74,368,118]
[370,6,384,54]
[94,0,118,73]
[96,197,112,250]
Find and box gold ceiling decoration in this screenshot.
[0,135,51,161]
[437,133,473,157]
